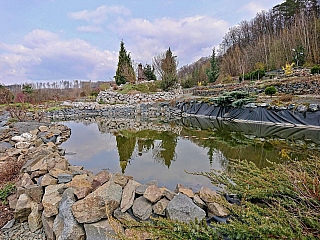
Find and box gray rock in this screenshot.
[135,180,158,195]
[113,208,137,224]
[1,219,15,230]
[57,173,73,184]
[84,219,123,240]
[166,193,206,223]
[42,212,56,240]
[0,142,12,153]
[153,198,169,216]
[53,188,85,240]
[160,187,176,200]
[120,179,141,213]
[132,196,152,220]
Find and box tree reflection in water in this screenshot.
[115,130,178,173]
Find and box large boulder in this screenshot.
[25,185,44,203]
[91,170,110,190]
[120,179,141,213]
[72,181,122,223]
[65,174,93,199]
[207,202,229,218]
[42,184,66,217]
[40,174,58,187]
[199,187,229,217]
[153,198,169,216]
[143,185,162,203]
[53,188,85,240]
[166,193,206,223]
[28,202,42,232]
[14,193,33,222]
[132,196,152,221]
[111,173,132,188]
[199,187,220,203]
[42,213,56,240]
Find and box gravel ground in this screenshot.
[0,221,46,240]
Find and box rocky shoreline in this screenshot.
[0,121,231,240]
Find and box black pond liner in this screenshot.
[177,102,320,129]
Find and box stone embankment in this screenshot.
[193,79,320,96]
[47,102,183,121]
[0,122,230,240]
[96,88,183,105]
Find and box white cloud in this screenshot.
[0,29,117,84]
[77,25,103,33]
[68,5,131,24]
[239,1,272,16]
[111,15,229,65]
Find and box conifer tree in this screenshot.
[206,48,219,83]
[143,64,157,81]
[153,47,178,91]
[115,40,136,85]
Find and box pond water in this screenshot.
[60,117,320,191]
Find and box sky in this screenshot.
[0,0,282,85]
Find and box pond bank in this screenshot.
[0,121,230,239]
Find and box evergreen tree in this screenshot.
[143,64,157,81]
[153,47,178,91]
[115,40,135,85]
[206,48,220,83]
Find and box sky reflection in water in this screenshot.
[60,118,320,191]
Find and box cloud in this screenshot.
[77,25,103,33]
[0,29,117,84]
[111,15,229,65]
[239,1,274,16]
[68,5,131,25]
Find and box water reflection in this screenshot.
[60,117,320,190]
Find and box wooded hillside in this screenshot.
[179,0,320,84]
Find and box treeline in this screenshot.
[219,0,320,77]
[178,0,320,84]
[1,80,111,104]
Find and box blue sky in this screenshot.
[0,0,282,85]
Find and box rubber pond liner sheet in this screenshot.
[177,102,320,128]
[177,117,320,145]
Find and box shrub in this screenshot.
[311,65,320,75]
[265,86,277,96]
[0,184,16,204]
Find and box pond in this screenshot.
[60,117,320,191]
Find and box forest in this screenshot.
[179,0,320,86]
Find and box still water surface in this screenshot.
[60,117,320,191]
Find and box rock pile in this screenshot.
[1,123,230,240]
